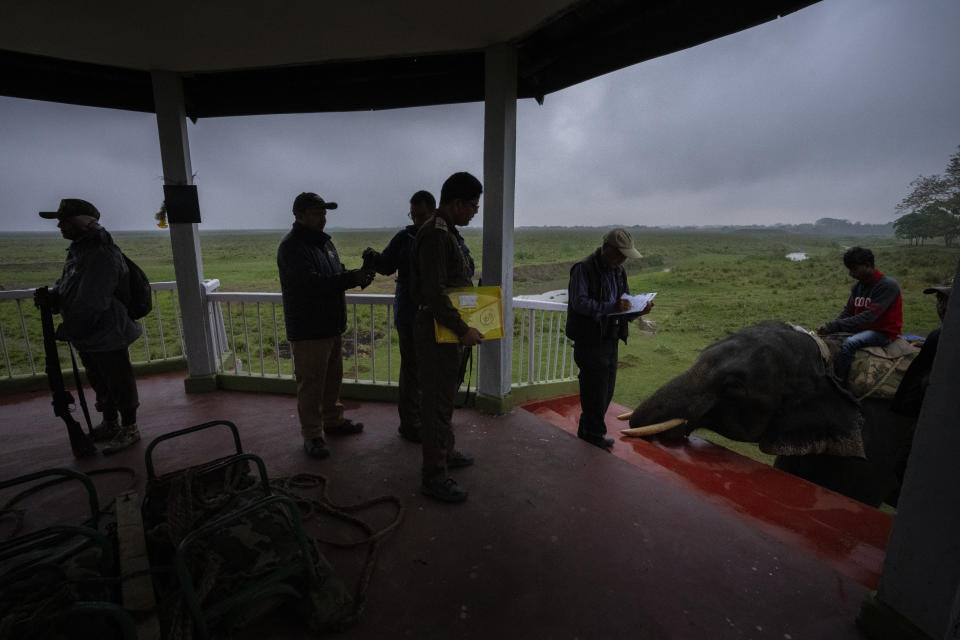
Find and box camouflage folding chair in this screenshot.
[173,493,320,638]
[142,420,328,639]
[142,420,271,539]
[0,468,136,639]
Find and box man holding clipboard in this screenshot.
[411,172,485,503]
[566,229,654,450]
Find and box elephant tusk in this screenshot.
[616,411,633,421]
[621,418,687,437]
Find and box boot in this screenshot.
[102,423,141,455]
[325,418,364,436]
[447,451,474,468]
[303,436,330,459]
[90,418,121,443]
[421,476,468,503]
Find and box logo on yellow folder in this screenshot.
[434,286,505,343]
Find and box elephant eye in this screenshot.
[723,376,747,396]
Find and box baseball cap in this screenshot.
[39,198,101,221]
[923,281,952,296]
[602,228,642,259]
[292,192,338,214]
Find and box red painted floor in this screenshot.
[521,394,892,590]
[1,374,872,639]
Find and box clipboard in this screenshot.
[434,285,504,343]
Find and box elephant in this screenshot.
[624,321,916,507]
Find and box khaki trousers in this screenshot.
[291,336,345,440]
[414,310,462,481]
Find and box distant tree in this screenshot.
[922,205,958,246]
[815,217,849,229]
[894,208,947,246]
[811,217,892,237]
[895,146,960,246]
[894,212,924,245]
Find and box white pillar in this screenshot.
[479,44,517,405]
[151,71,218,389]
[871,258,960,638]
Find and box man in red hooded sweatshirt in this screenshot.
[817,246,902,382]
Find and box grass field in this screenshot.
[2,227,956,463]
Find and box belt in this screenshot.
[418,305,429,311]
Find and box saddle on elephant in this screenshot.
[792,324,921,401]
[847,338,921,400]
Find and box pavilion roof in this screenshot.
[0,0,817,117]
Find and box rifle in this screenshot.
[34,286,97,458]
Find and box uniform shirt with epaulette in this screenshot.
[411,211,473,337]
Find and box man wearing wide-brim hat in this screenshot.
[36,198,143,454]
[565,228,653,450]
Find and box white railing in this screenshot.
[513,299,578,384]
[1,281,578,388]
[207,291,578,386]
[0,283,187,379]
[208,291,397,381]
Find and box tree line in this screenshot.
[894,146,960,246]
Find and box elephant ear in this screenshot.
[758,374,866,458]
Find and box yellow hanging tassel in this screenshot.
[155,201,168,229]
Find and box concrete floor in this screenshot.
[0,372,878,639]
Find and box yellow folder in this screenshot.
[434,286,504,343]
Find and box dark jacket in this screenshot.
[277,222,359,341]
[373,225,476,330]
[370,225,418,330]
[827,270,902,339]
[411,212,473,336]
[891,328,940,417]
[565,249,631,344]
[54,227,141,352]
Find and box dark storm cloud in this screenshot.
[514,0,960,226]
[187,104,484,229]
[1,0,958,232]
[0,99,163,226]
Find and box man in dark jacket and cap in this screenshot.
[362,190,435,443]
[37,198,142,454]
[277,192,375,459]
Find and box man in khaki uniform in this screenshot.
[411,172,485,503]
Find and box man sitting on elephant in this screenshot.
[817,246,902,383]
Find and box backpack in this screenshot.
[117,251,153,320]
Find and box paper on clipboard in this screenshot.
[608,292,656,316]
[434,285,504,343]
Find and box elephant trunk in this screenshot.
[627,371,713,439]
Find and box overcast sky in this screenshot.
[1,0,959,232]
